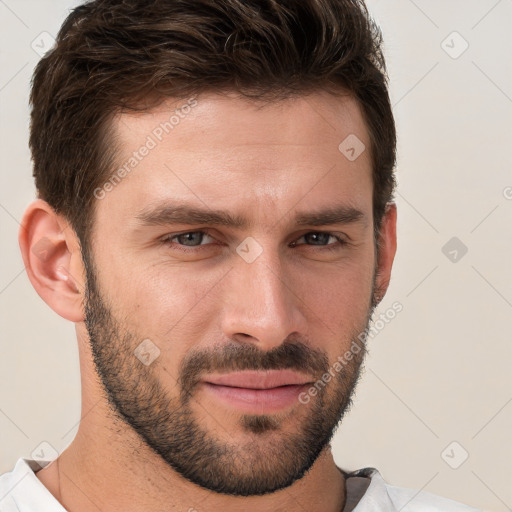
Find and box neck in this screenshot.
[38,418,346,512]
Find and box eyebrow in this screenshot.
[134,202,365,229]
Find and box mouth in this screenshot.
[202,369,313,389]
[200,370,314,413]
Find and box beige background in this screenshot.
[1,1,511,510]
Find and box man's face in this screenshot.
[83,91,380,496]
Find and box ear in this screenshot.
[18,199,86,322]
[373,202,397,305]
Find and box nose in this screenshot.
[220,249,308,351]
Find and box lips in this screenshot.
[202,369,313,389]
[200,370,314,413]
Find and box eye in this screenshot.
[291,232,348,250]
[160,230,216,250]
[159,230,348,254]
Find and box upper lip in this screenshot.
[202,370,313,389]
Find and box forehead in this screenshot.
[98,91,373,230]
[114,90,369,153]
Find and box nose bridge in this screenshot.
[221,240,304,350]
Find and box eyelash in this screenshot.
[160,230,348,253]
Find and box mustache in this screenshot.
[178,338,329,398]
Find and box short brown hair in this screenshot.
[29,0,396,250]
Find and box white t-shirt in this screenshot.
[0,458,483,511]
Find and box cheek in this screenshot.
[100,242,374,358]
[293,259,374,334]
[304,273,373,368]
[119,265,224,346]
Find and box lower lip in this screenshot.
[201,382,310,413]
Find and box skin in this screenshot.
[19,90,397,512]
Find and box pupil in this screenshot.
[308,233,327,245]
[181,232,201,246]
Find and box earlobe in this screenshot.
[18,199,85,323]
[374,202,397,304]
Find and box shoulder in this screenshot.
[0,458,24,511]
[0,457,63,512]
[340,467,483,512]
[385,481,483,511]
